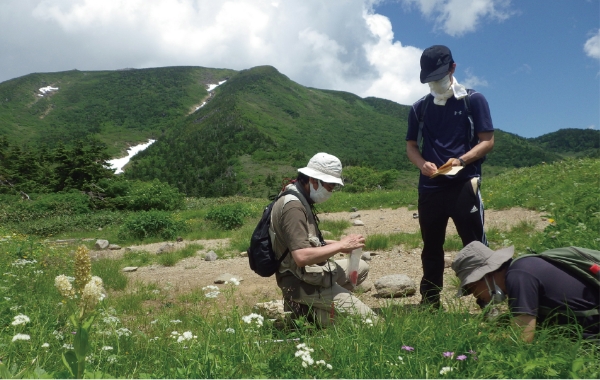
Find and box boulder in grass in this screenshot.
[204,250,218,261]
[95,239,109,250]
[108,244,121,250]
[374,274,417,298]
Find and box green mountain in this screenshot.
[0,66,236,156]
[528,128,600,158]
[0,65,577,197]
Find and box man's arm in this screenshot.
[448,131,495,166]
[513,314,537,343]
[406,140,437,177]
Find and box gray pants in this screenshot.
[287,259,377,326]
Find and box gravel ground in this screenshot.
[99,207,548,311]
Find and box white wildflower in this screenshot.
[116,327,132,337]
[103,316,120,325]
[205,291,220,298]
[42,343,50,348]
[55,275,75,299]
[101,346,113,351]
[82,276,106,307]
[107,355,117,364]
[440,366,453,375]
[12,259,37,267]
[10,305,21,311]
[12,333,30,342]
[150,319,158,324]
[242,313,264,327]
[170,319,182,324]
[227,277,240,286]
[53,330,64,340]
[202,285,219,291]
[326,364,333,370]
[63,343,74,350]
[225,328,235,334]
[12,314,30,326]
[363,318,373,326]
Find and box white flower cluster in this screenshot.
[82,276,106,307]
[170,319,182,324]
[241,313,264,327]
[363,318,374,327]
[54,275,75,299]
[53,330,64,340]
[171,330,197,343]
[12,333,30,342]
[116,327,132,337]
[101,346,113,351]
[225,327,235,334]
[295,343,332,369]
[440,366,453,375]
[202,285,220,298]
[12,314,30,326]
[225,277,240,286]
[103,315,121,325]
[12,259,37,267]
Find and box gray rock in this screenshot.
[374,274,417,298]
[157,243,175,254]
[214,273,242,284]
[239,251,248,257]
[94,239,109,250]
[350,213,361,219]
[108,244,121,250]
[361,251,372,261]
[122,267,138,272]
[351,207,358,212]
[352,219,365,226]
[355,279,373,292]
[204,250,218,261]
[444,256,452,268]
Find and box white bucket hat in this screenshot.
[452,241,514,297]
[298,153,344,186]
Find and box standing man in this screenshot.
[270,152,377,326]
[406,45,495,308]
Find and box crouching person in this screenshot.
[452,241,599,342]
[270,152,377,326]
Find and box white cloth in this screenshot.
[429,76,468,105]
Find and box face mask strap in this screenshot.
[484,275,505,304]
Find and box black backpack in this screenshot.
[247,188,312,277]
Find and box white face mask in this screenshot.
[309,181,332,204]
[428,74,452,95]
[484,276,506,304]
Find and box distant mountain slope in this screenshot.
[528,128,599,158]
[0,65,580,197]
[0,67,236,155]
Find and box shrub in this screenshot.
[205,203,252,230]
[118,211,188,240]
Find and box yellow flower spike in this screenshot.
[548,218,555,224]
[74,246,92,293]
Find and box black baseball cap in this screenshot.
[420,45,454,83]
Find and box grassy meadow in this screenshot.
[1,158,599,378]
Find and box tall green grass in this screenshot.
[1,158,600,379]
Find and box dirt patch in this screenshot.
[96,207,548,310]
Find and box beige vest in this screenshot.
[269,184,336,286]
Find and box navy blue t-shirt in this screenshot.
[406,91,494,193]
[506,257,600,338]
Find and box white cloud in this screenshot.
[461,67,488,88]
[13,0,430,105]
[402,0,514,36]
[584,29,600,60]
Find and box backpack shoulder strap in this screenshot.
[464,89,475,143]
[417,94,432,150]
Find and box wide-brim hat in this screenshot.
[452,241,514,297]
[298,152,344,186]
[420,45,454,83]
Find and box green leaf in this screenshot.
[62,351,78,378]
[74,326,90,360]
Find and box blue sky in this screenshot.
[0,0,598,138]
[375,0,600,138]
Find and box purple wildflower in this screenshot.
[456,355,467,361]
[443,351,454,358]
[401,345,414,351]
